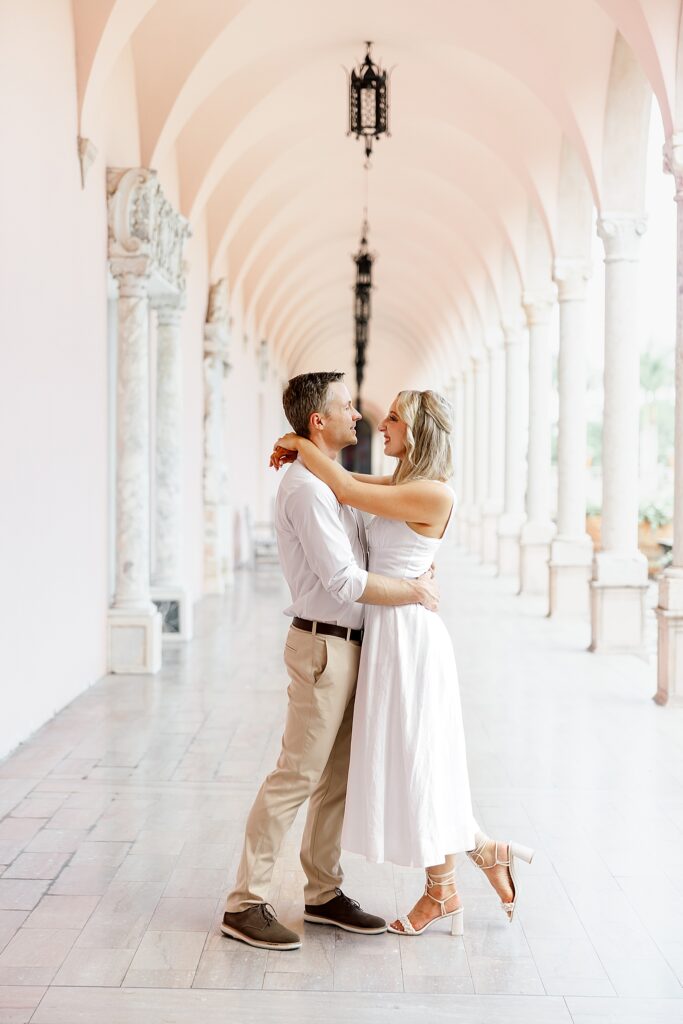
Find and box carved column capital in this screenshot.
[107,167,190,293]
[472,349,489,372]
[663,133,683,199]
[112,268,150,298]
[522,290,556,326]
[204,278,231,370]
[597,212,647,262]
[553,259,592,302]
[502,322,525,348]
[152,290,186,327]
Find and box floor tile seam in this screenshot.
[537,846,622,995]
[610,872,683,980]
[389,863,407,992]
[117,908,167,988]
[25,980,51,1024]
[189,893,223,989]
[1,841,80,888]
[34,778,263,795]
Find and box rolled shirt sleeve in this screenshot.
[286,486,368,603]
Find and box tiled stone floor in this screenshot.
[1,540,683,1023]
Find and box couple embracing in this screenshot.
[222,371,533,950]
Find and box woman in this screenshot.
[273,389,533,935]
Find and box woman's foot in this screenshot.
[390,880,461,933]
[467,832,535,922]
[469,837,514,905]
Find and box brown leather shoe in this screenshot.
[221,903,301,950]
[304,889,386,934]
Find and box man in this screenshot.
[222,372,439,950]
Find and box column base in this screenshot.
[151,586,193,642]
[654,570,683,705]
[107,608,162,674]
[589,550,649,654]
[497,513,524,576]
[482,507,501,565]
[548,535,593,617]
[519,521,555,595]
[589,582,648,654]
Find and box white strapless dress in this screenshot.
[341,496,477,867]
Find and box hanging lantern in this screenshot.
[348,42,390,163]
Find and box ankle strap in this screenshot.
[468,838,509,869]
[426,868,457,888]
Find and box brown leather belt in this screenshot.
[292,617,363,643]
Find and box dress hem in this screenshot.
[341,834,476,869]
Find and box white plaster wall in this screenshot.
[0,0,109,758]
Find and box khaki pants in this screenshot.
[226,624,361,912]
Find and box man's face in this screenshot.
[318,382,362,450]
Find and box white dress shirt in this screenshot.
[275,460,368,629]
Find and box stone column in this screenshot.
[498,325,528,575]
[471,353,489,558]
[519,292,557,595]
[482,342,505,564]
[150,295,192,641]
[203,280,232,593]
[590,213,649,653]
[453,372,467,545]
[462,362,476,550]
[549,261,593,616]
[106,167,189,674]
[655,139,683,702]
[107,267,162,673]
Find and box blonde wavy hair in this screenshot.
[391,389,454,485]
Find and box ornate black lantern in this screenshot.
[348,42,390,164]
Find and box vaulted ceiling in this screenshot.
[73,0,682,405]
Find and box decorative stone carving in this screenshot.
[203,280,233,593]
[149,291,192,641]
[107,168,190,295]
[553,259,591,303]
[522,290,555,326]
[597,213,647,263]
[106,167,190,672]
[77,136,97,188]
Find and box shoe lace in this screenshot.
[258,903,278,926]
[334,888,360,910]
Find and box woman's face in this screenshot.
[378,398,408,459]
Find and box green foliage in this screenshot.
[639,352,671,398]
[587,421,602,467]
[638,498,673,528]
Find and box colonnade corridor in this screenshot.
[1,541,681,1023]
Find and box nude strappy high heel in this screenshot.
[467,831,534,922]
[387,867,464,936]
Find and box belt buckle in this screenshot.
[345,626,351,641]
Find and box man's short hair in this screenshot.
[282,371,345,437]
